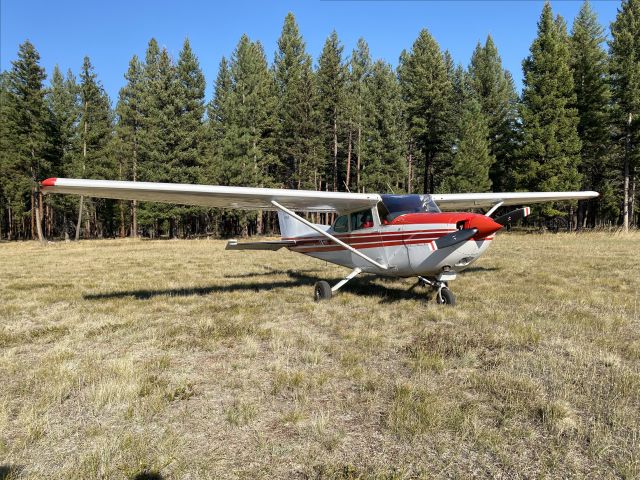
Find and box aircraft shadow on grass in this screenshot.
[83,265,499,304]
[0,465,23,480]
[132,471,163,480]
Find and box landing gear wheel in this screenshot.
[436,287,456,305]
[314,281,332,301]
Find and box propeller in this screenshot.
[494,207,531,226]
[428,228,478,252]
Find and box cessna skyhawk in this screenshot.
[40,177,598,305]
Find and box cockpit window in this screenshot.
[350,209,374,230]
[379,194,440,223]
[333,214,349,233]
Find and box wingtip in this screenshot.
[40,177,57,188]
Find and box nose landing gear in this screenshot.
[418,276,457,306]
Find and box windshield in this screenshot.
[379,194,440,222]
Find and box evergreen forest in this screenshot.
[1,0,639,240]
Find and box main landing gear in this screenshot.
[314,267,362,301]
[418,276,456,306]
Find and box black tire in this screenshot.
[314,281,332,301]
[436,288,456,306]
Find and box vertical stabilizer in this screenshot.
[277,211,330,239]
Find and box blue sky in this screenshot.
[1,1,621,103]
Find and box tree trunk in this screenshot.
[630,165,636,228]
[46,203,52,237]
[119,200,126,237]
[30,188,35,240]
[34,188,45,243]
[423,151,432,195]
[132,145,138,238]
[407,152,413,194]
[257,209,263,235]
[8,206,12,241]
[356,125,362,192]
[623,112,632,232]
[333,113,338,192]
[346,129,352,190]
[75,196,84,241]
[169,217,177,239]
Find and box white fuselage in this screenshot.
[288,221,494,277]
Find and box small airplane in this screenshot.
[40,177,598,305]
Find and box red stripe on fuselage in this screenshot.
[291,237,493,254]
[289,229,455,248]
[281,227,454,242]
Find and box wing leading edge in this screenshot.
[432,191,599,211]
[40,178,381,214]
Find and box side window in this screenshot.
[350,209,374,231]
[333,215,349,233]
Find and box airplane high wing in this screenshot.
[41,178,598,213]
[40,178,380,213]
[432,191,599,210]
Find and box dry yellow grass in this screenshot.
[0,232,639,479]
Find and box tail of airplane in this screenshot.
[277,211,329,239]
[225,211,329,251]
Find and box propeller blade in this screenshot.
[429,228,478,252]
[494,207,531,226]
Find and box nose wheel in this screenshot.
[418,276,456,306]
[436,286,456,305]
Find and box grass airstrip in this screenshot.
[1,232,639,479]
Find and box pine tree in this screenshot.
[317,31,347,192]
[609,0,640,230]
[114,55,144,237]
[207,56,232,184]
[47,65,79,237]
[570,0,616,226]
[173,39,207,236]
[441,95,495,193]
[398,29,452,194]
[518,2,582,218]
[175,39,206,184]
[274,13,321,190]
[361,60,406,193]
[0,72,11,238]
[346,38,372,192]
[217,35,278,235]
[1,41,50,241]
[72,56,114,239]
[137,41,181,236]
[468,35,520,192]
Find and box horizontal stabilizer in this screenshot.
[225,239,296,251]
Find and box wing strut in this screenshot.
[484,201,504,217]
[270,201,388,271]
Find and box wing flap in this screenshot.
[40,178,381,214]
[432,191,599,210]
